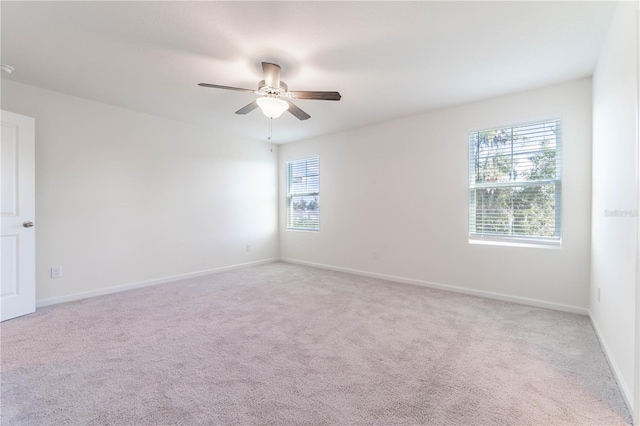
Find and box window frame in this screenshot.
[285,156,320,232]
[468,117,563,248]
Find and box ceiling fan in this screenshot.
[198,62,341,121]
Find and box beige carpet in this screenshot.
[0,262,632,425]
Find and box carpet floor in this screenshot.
[0,262,632,425]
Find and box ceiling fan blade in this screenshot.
[262,62,281,89]
[235,100,259,115]
[289,91,342,101]
[198,83,255,93]
[285,100,310,121]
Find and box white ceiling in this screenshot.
[1,1,616,144]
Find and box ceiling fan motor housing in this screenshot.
[258,80,289,97]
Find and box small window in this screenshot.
[286,157,320,231]
[469,119,562,246]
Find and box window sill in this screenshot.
[469,237,561,249]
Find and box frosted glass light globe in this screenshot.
[256,97,289,119]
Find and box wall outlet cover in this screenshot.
[51,266,62,279]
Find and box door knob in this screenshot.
[23,221,34,228]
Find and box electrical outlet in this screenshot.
[372,252,379,260]
[597,287,601,302]
[51,266,62,279]
[246,244,251,252]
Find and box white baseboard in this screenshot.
[280,258,589,315]
[37,257,588,315]
[588,313,634,417]
[36,258,279,308]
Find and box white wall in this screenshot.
[590,0,639,414]
[637,4,640,420]
[1,80,279,303]
[280,78,592,312]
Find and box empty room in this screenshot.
[1,1,639,425]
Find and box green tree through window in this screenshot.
[469,119,561,244]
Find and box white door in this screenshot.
[1,110,35,321]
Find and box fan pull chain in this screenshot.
[268,118,273,152]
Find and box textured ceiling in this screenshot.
[0,1,616,144]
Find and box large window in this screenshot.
[469,119,562,245]
[286,156,320,231]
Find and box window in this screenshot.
[469,119,562,246]
[286,156,320,231]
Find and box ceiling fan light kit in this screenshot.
[199,62,341,121]
[256,96,289,119]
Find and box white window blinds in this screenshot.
[469,119,562,245]
[286,157,320,231]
